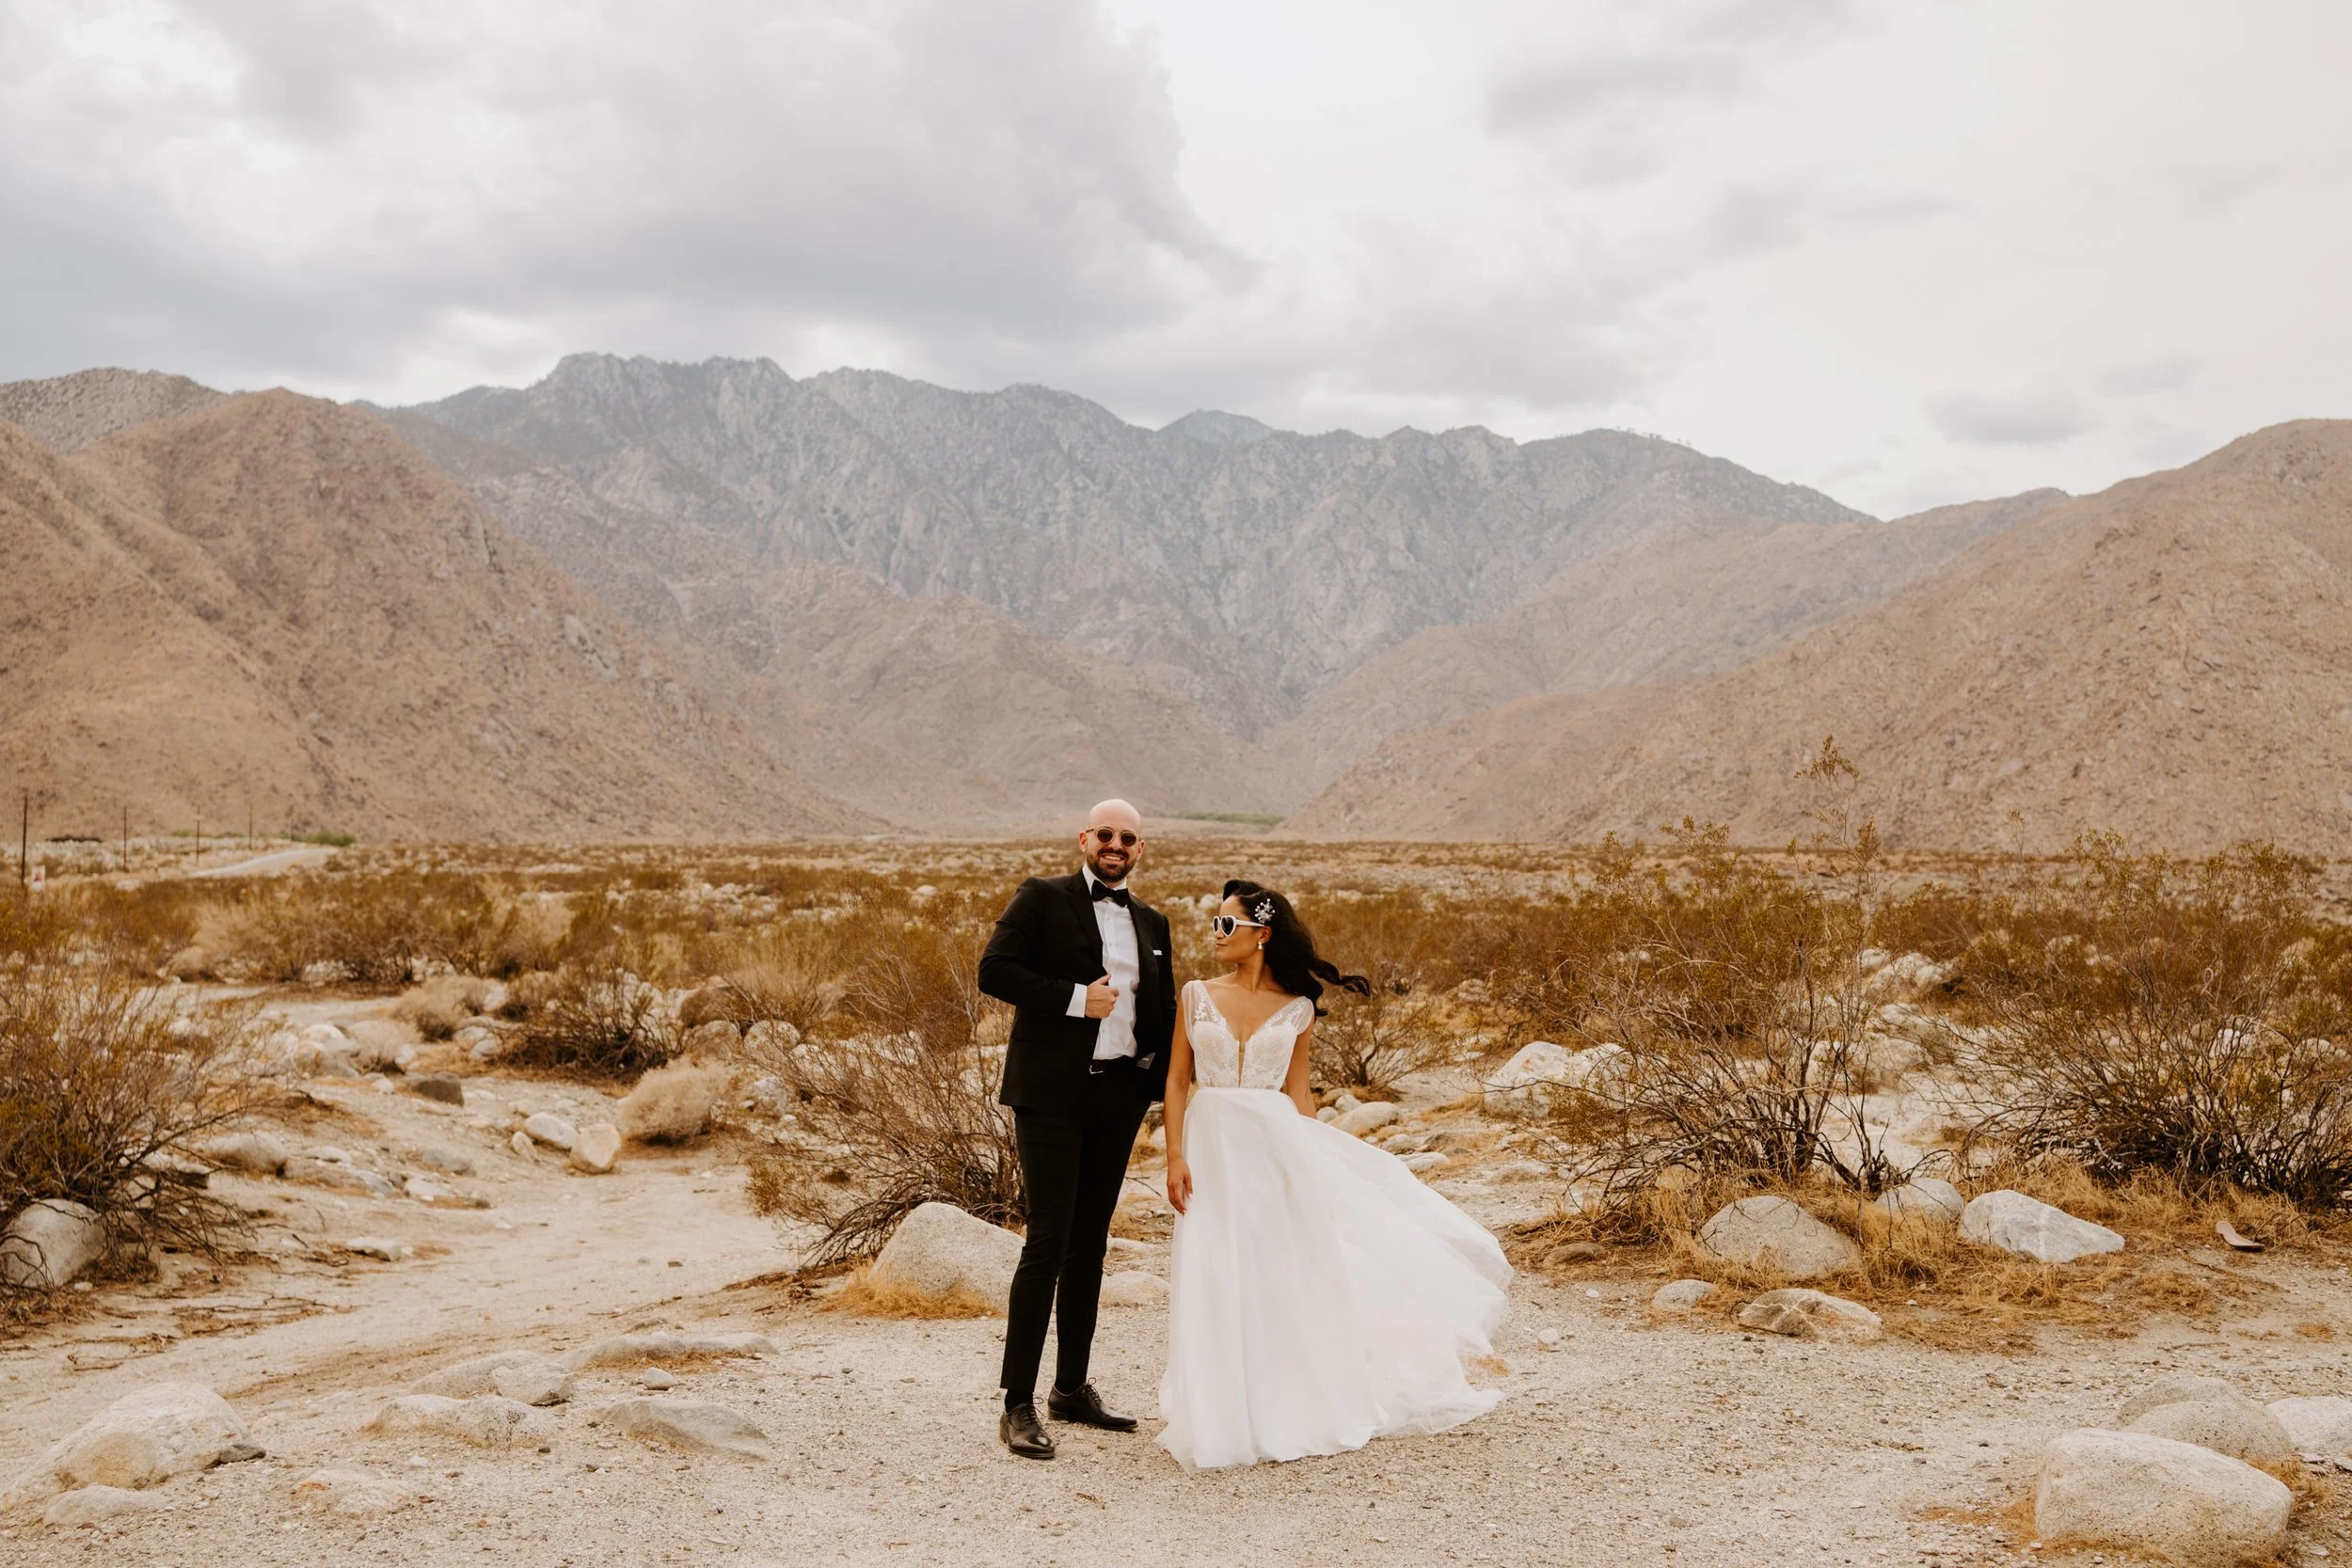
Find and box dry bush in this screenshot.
[619,1061,727,1142]
[498,962,680,1080]
[817,1261,997,1320]
[710,924,850,1037]
[1,948,265,1308]
[743,916,1021,1265]
[1305,890,1460,1092]
[393,974,499,1040]
[1959,838,2352,1206]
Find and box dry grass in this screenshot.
[619,1062,728,1143]
[816,1261,999,1320]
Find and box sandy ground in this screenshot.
[7,1000,2352,1567]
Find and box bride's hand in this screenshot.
[1166,1154,1193,1214]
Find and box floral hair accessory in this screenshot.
[1252,897,1277,926]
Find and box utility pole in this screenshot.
[122,805,130,874]
[18,791,26,895]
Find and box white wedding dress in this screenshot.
[1157,980,1512,1471]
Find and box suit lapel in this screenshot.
[1063,872,1105,974]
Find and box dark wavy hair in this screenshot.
[1222,879,1371,1015]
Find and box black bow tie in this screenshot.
[1090,881,1131,908]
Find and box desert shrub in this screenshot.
[1306,890,1461,1091]
[1528,816,1916,1220]
[1,947,265,1306]
[217,871,504,985]
[499,962,680,1080]
[711,923,851,1037]
[393,974,499,1039]
[1958,838,2352,1205]
[619,1061,727,1142]
[743,916,1020,1264]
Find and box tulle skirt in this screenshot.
[1157,1087,1512,1470]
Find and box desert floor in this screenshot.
[7,990,2352,1568]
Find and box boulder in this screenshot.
[508,1130,537,1160]
[569,1122,622,1174]
[405,1073,465,1105]
[2126,1399,2297,1474]
[363,1394,553,1449]
[680,1020,740,1054]
[42,1484,170,1527]
[742,1020,801,1055]
[344,1237,407,1261]
[1402,1151,1450,1174]
[2,1383,248,1506]
[291,1468,418,1518]
[597,1398,769,1459]
[413,1351,575,1406]
[283,1157,401,1198]
[2268,1396,2352,1459]
[1101,1271,1168,1307]
[1,1198,106,1290]
[866,1202,1023,1307]
[199,1132,289,1176]
[1873,1177,1965,1224]
[1959,1190,2123,1263]
[1735,1288,1883,1343]
[1334,1101,1402,1136]
[564,1330,776,1370]
[1482,1041,1627,1117]
[522,1113,578,1151]
[2035,1428,2290,1566]
[408,1145,476,1176]
[1694,1196,1861,1280]
[2119,1374,2249,1425]
[1650,1279,1720,1313]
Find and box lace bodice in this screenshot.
[1184,980,1312,1090]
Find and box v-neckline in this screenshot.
[1199,983,1302,1050]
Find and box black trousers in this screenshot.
[999,1062,1152,1402]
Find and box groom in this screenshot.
[977,799,1175,1460]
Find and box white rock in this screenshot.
[866,1201,1023,1307]
[1695,1196,1862,1280]
[0,1198,106,1290]
[2119,1374,2249,1425]
[1651,1279,1720,1313]
[1494,1160,1551,1182]
[564,1331,776,1370]
[1735,1288,1883,1343]
[1332,1092,1361,1113]
[569,1121,622,1174]
[522,1113,578,1151]
[742,1020,801,1054]
[363,1395,553,1449]
[3,1382,248,1507]
[637,1369,679,1391]
[1315,1106,1339,1123]
[2035,1429,2291,1566]
[2127,1399,2297,1473]
[403,1175,453,1204]
[291,1468,417,1518]
[508,1129,537,1160]
[598,1398,770,1459]
[1401,1151,1450,1174]
[1333,1101,1402,1136]
[345,1236,407,1261]
[41,1484,170,1527]
[198,1132,290,1176]
[1483,1040,1627,1117]
[1874,1177,1965,1223]
[1101,1271,1168,1307]
[2268,1396,2352,1459]
[1959,1190,2124,1263]
[413,1351,575,1406]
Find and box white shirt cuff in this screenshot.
[1067,984,1089,1018]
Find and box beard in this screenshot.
[1086,846,1133,884]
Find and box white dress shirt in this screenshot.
[1067,868,1140,1060]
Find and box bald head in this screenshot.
[1078,799,1143,884]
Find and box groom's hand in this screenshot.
[1083,975,1120,1018]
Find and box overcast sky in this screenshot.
[5,0,2348,514]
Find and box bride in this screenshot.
[1157,879,1512,1470]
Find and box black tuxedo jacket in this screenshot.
[978,871,1176,1114]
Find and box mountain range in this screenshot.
[5,354,2342,848]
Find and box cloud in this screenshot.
[0,0,1231,392]
[1926,388,2097,448]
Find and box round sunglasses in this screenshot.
[1208,914,1267,938]
[1089,828,1140,847]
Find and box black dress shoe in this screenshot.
[1000,1402,1056,1460]
[1048,1383,1139,1432]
